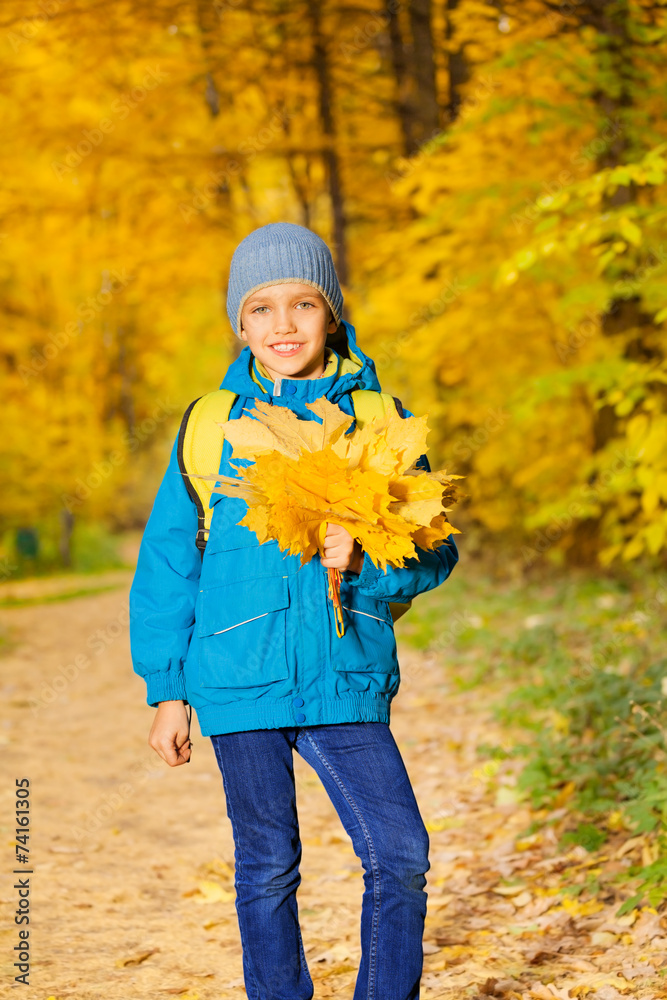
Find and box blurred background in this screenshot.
[1,0,666,577]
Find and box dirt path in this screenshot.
[0,574,665,999]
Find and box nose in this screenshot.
[272,304,297,335]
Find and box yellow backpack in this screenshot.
[177,389,412,622]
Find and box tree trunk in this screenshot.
[589,2,642,454]
[385,0,416,154]
[306,0,349,290]
[566,2,658,565]
[445,0,469,123]
[286,154,312,229]
[59,509,74,567]
[116,318,136,436]
[408,0,440,142]
[196,0,222,117]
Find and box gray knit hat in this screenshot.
[226,222,344,338]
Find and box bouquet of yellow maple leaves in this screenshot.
[197,397,464,636]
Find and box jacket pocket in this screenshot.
[196,575,290,688]
[331,591,398,674]
[202,495,287,586]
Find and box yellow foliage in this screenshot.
[200,398,464,572]
[2,0,666,573]
[558,896,605,918]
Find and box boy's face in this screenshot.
[239,282,339,381]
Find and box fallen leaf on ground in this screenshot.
[614,836,645,859]
[568,973,632,995]
[310,941,356,963]
[115,948,160,967]
[620,961,655,979]
[590,931,618,947]
[184,879,235,903]
[493,883,529,897]
[557,897,605,918]
[561,958,598,973]
[529,984,571,1000]
[630,908,664,945]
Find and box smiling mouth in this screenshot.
[269,343,303,355]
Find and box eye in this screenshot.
[296,301,314,309]
[252,305,269,313]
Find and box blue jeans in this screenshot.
[210,722,430,1000]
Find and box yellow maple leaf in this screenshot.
[197,396,465,574]
[569,973,632,996]
[185,879,235,904]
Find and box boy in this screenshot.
[130,221,459,1000]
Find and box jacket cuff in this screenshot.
[344,551,383,590]
[145,671,188,708]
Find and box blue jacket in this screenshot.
[129,321,459,736]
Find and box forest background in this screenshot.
[2,0,667,918]
[3,0,667,576]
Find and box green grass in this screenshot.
[398,557,667,911]
[0,521,131,581]
[0,583,125,609]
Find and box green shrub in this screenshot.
[0,519,127,580]
[403,560,667,911]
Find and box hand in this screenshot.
[149,700,192,767]
[320,522,364,574]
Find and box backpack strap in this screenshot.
[350,390,412,623]
[350,389,404,427]
[177,389,237,557]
